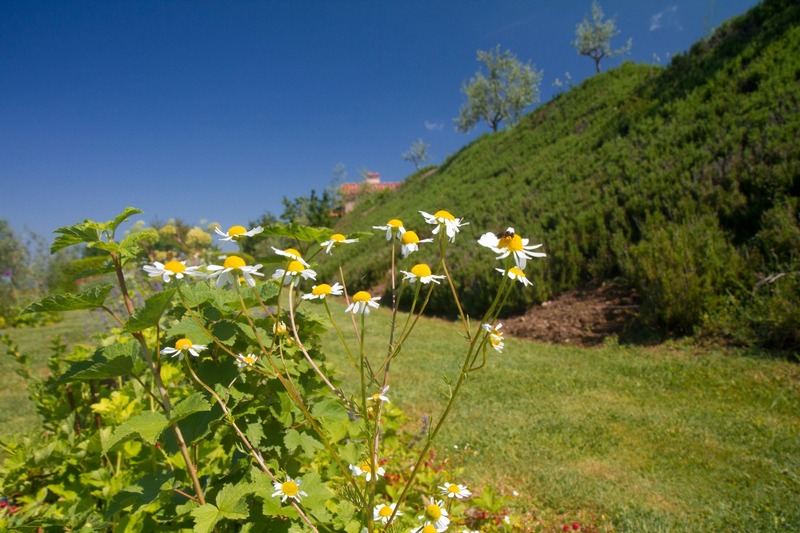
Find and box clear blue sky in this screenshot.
[2,0,760,242]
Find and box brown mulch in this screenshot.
[503,283,640,346]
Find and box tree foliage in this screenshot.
[573,0,632,73]
[455,45,542,133]
[402,138,431,170]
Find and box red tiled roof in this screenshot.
[340,181,401,195]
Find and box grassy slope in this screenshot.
[318,0,800,343]
[317,303,800,530]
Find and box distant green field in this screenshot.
[2,308,799,530]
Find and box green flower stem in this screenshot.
[438,233,471,340]
[185,358,319,533]
[109,252,206,506]
[323,299,358,372]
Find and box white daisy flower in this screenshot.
[272,247,311,267]
[272,260,317,285]
[273,321,288,336]
[301,282,344,300]
[482,322,505,352]
[478,227,546,270]
[235,353,258,367]
[496,266,533,287]
[345,290,381,315]
[320,233,358,254]
[420,210,468,242]
[373,502,399,524]
[160,338,207,361]
[349,461,386,481]
[400,230,433,258]
[143,260,201,283]
[207,256,264,288]
[401,263,446,285]
[439,482,472,499]
[214,225,263,242]
[370,385,390,403]
[420,499,449,532]
[373,218,406,240]
[271,476,308,503]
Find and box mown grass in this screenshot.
[0,310,106,435]
[2,306,798,530]
[314,301,800,531]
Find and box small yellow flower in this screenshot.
[439,482,472,499]
[400,230,433,257]
[273,321,288,336]
[478,227,546,269]
[214,224,263,242]
[143,260,201,283]
[160,338,207,360]
[320,233,358,254]
[373,218,406,240]
[373,502,399,524]
[207,256,264,288]
[401,263,446,285]
[482,322,505,353]
[420,499,449,531]
[272,247,311,267]
[420,210,468,242]
[302,282,344,300]
[348,461,386,481]
[235,353,258,368]
[272,260,317,285]
[496,266,533,287]
[345,290,381,315]
[271,476,308,503]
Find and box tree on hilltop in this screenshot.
[455,45,542,133]
[573,0,632,73]
[402,138,431,170]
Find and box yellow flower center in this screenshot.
[490,336,503,346]
[164,260,186,274]
[175,338,193,351]
[422,525,437,533]
[243,354,257,364]
[287,260,305,273]
[273,322,287,335]
[227,225,247,237]
[223,256,246,269]
[387,219,403,228]
[331,233,346,242]
[447,484,460,494]
[311,283,332,296]
[433,210,454,221]
[425,503,442,520]
[378,505,393,518]
[280,481,299,497]
[283,248,302,258]
[509,266,526,278]
[499,233,524,252]
[401,231,420,244]
[353,290,372,302]
[360,463,373,473]
[411,264,432,278]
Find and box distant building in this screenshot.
[339,172,401,213]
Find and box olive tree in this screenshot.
[402,138,431,170]
[573,0,632,73]
[455,46,542,133]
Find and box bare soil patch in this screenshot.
[503,283,640,346]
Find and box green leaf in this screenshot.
[51,220,102,254]
[284,429,324,457]
[87,240,120,254]
[166,317,213,345]
[125,289,176,332]
[104,411,169,453]
[212,320,239,345]
[169,392,212,425]
[59,342,139,382]
[108,207,143,233]
[21,284,113,314]
[216,482,251,519]
[105,470,174,518]
[311,398,351,442]
[191,503,221,533]
[119,229,158,259]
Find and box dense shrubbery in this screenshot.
[318,0,800,350]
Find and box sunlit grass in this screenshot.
[316,302,800,530]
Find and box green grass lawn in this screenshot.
[2,306,798,531]
[314,303,800,531]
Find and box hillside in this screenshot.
[321,0,800,350]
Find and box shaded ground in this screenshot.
[504,283,640,346]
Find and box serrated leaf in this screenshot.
[169,392,211,425]
[59,342,139,382]
[125,289,176,332]
[88,240,120,254]
[246,423,265,448]
[211,320,238,346]
[105,470,174,518]
[284,429,324,457]
[311,398,351,442]
[119,229,158,258]
[191,503,221,533]
[216,482,251,519]
[51,220,102,253]
[108,207,143,233]
[21,284,113,314]
[104,411,169,453]
[166,317,213,345]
